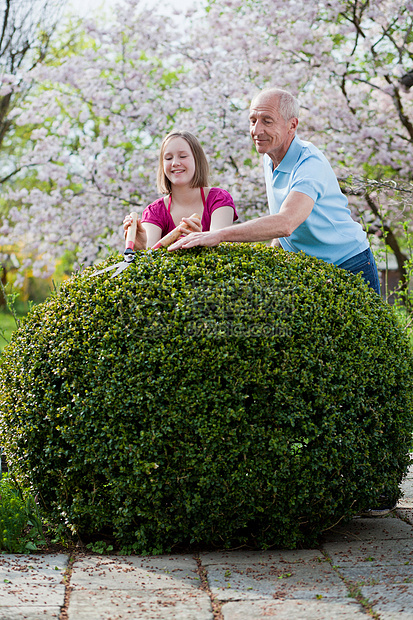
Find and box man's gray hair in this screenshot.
[253,87,300,121]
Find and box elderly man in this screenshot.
[168,87,380,295]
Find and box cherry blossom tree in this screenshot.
[180,0,413,283]
[0,0,64,295]
[1,0,188,278]
[0,0,64,154]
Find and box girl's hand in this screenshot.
[179,215,202,235]
[123,213,147,250]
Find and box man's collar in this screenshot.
[265,135,301,173]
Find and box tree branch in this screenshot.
[364,193,408,289]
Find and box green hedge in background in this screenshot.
[1,244,412,553]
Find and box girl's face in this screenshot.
[163,137,196,188]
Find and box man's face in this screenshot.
[249,94,297,163]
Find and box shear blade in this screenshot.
[92,250,137,278]
[110,262,132,278]
[92,261,124,277]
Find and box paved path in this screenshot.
[1,471,412,620]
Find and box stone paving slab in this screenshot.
[68,554,212,620]
[397,507,413,525]
[337,564,413,584]
[70,555,200,590]
[0,608,61,620]
[323,514,413,543]
[200,549,324,566]
[399,469,413,507]
[0,554,67,620]
[360,583,413,619]
[70,555,201,590]
[0,553,67,583]
[220,599,368,619]
[68,588,212,619]
[201,549,347,601]
[324,537,413,566]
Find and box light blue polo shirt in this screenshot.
[263,135,369,265]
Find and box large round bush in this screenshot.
[1,244,412,552]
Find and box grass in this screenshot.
[0,311,20,352]
[392,306,413,349]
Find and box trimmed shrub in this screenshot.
[0,244,412,553]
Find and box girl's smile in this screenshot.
[163,137,196,186]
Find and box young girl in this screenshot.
[123,130,238,249]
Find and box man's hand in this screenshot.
[168,230,222,251]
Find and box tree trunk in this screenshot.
[0,264,7,307]
[364,193,409,299]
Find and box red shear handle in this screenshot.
[125,212,138,251]
[151,213,201,250]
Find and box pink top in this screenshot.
[141,187,238,236]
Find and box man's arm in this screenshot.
[168,191,314,250]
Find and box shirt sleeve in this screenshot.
[207,188,238,222]
[141,199,168,232]
[289,155,330,203]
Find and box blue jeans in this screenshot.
[338,248,381,295]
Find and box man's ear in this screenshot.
[289,117,299,132]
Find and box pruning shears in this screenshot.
[92,211,201,278]
[92,212,139,278]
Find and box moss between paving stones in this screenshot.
[1,244,412,553]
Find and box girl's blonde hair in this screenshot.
[157,130,210,194]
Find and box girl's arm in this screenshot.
[142,222,162,248]
[209,206,236,231]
